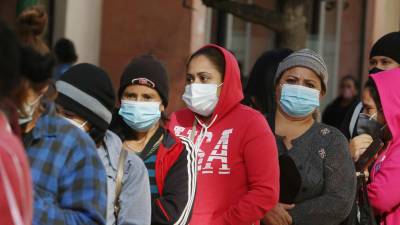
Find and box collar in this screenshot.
[31,101,59,140]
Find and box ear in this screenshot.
[320,88,326,97]
[160,103,165,112]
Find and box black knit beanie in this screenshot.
[119,55,169,106]
[370,31,400,63]
[56,63,115,133]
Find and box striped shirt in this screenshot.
[137,128,163,199]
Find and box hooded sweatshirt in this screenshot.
[0,113,33,225]
[169,44,279,225]
[368,68,400,225]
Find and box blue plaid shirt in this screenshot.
[24,102,107,225]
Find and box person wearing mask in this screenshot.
[356,69,400,225]
[243,48,293,131]
[16,5,50,55]
[322,75,359,130]
[110,55,196,225]
[18,47,107,225]
[341,31,400,140]
[55,63,151,225]
[263,49,356,225]
[53,38,78,80]
[0,20,33,225]
[168,44,279,225]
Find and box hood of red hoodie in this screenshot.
[371,68,400,140]
[203,44,244,122]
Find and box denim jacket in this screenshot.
[97,130,151,225]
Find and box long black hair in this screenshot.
[243,49,293,130]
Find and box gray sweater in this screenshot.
[276,122,356,225]
[97,130,151,225]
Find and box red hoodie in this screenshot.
[169,44,279,225]
[369,68,400,225]
[0,112,33,225]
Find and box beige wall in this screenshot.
[190,0,211,53]
[54,0,103,65]
[372,0,400,42]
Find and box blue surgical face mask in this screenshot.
[279,84,320,118]
[119,100,161,132]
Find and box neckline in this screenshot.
[277,121,318,151]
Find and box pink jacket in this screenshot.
[369,69,400,225]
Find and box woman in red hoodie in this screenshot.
[169,44,280,225]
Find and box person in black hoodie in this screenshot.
[322,75,359,130]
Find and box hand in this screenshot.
[349,134,373,161]
[262,203,295,225]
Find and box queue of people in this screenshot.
[1,5,400,225]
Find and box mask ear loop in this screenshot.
[369,113,377,120]
[81,121,88,128]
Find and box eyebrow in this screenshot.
[304,79,318,84]
[285,74,299,78]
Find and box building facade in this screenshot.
[1,0,399,112]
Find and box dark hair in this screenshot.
[20,46,55,84]
[0,20,21,100]
[54,38,78,64]
[89,127,106,147]
[244,49,293,114]
[188,47,226,78]
[14,47,55,114]
[341,75,359,90]
[364,78,382,112]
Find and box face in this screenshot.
[57,105,91,132]
[369,56,400,71]
[121,84,165,112]
[275,66,324,101]
[17,79,49,117]
[340,79,357,99]
[361,88,385,124]
[186,55,223,96]
[24,82,48,105]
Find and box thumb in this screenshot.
[281,203,295,210]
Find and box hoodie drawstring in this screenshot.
[193,115,218,150]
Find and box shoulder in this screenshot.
[125,152,147,176]
[160,129,195,160]
[315,123,347,142]
[314,122,349,153]
[231,104,272,136]
[171,108,193,117]
[234,104,268,123]
[104,130,123,152]
[167,108,194,128]
[45,114,98,159]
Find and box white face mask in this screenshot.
[18,94,43,125]
[182,83,223,117]
[63,117,88,131]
